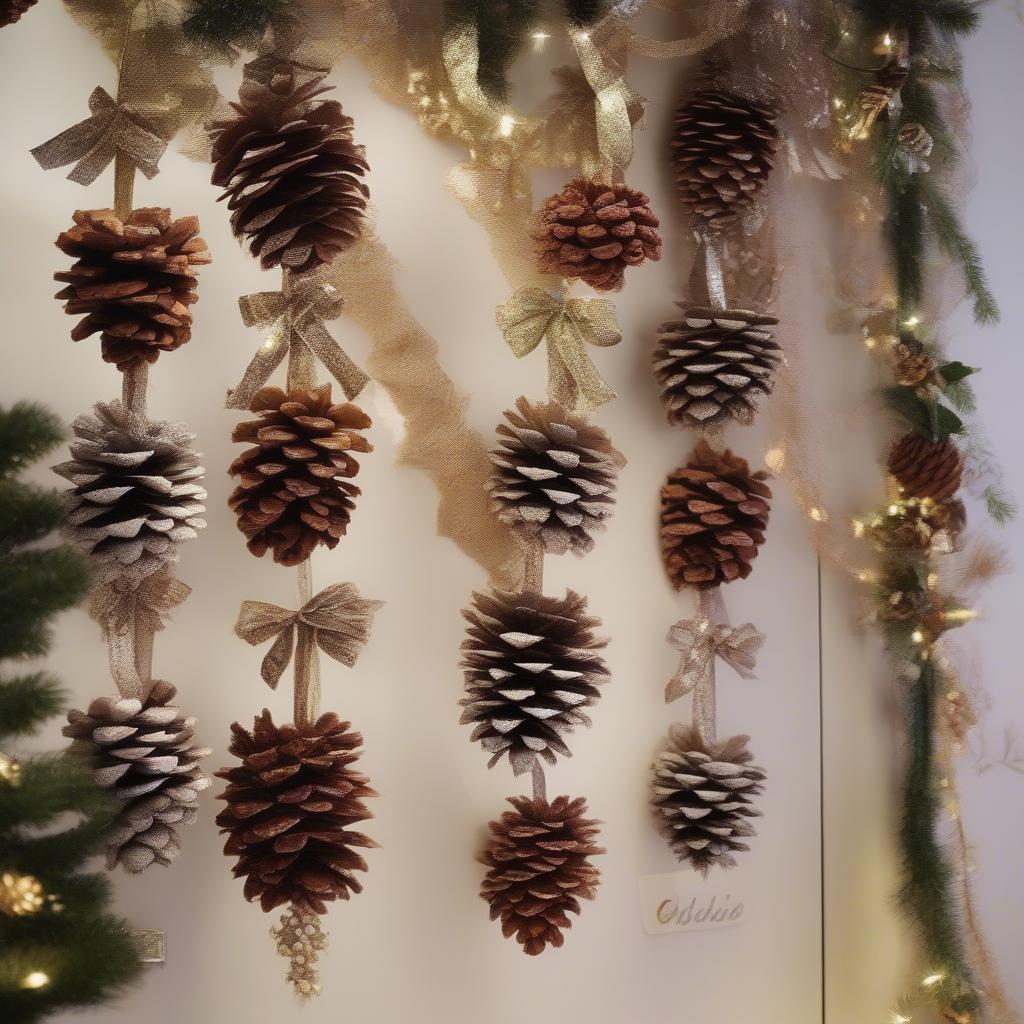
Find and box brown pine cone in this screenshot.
[652,725,764,876]
[480,795,603,955]
[670,90,778,230]
[460,589,609,775]
[0,0,36,26]
[870,496,966,552]
[892,342,937,389]
[489,397,624,556]
[63,681,211,873]
[228,384,372,566]
[888,433,963,501]
[533,177,662,291]
[216,710,376,914]
[653,306,781,429]
[211,69,368,273]
[660,440,771,589]
[54,208,210,371]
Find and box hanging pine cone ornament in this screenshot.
[888,433,963,501]
[892,341,938,392]
[0,0,36,26]
[651,724,765,875]
[653,306,781,429]
[460,589,609,775]
[480,795,604,955]
[54,208,210,372]
[216,710,376,914]
[63,681,211,873]
[54,401,207,587]
[660,440,771,589]
[533,177,662,291]
[211,68,369,273]
[228,384,372,566]
[670,89,779,230]
[489,397,623,556]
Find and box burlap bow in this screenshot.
[226,280,368,409]
[497,287,621,414]
[665,615,765,703]
[31,86,168,186]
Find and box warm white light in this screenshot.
[903,315,920,328]
[262,338,276,351]
[911,630,925,644]
[21,971,49,990]
[888,504,900,516]
[498,114,515,137]
[883,33,893,46]
[922,972,944,987]
[809,507,828,523]
[531,30,551,50]
[851,518,865,538]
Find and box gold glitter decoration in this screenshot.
[271,904,327,1000]
[1,871,47,917]
[0,752,21,785]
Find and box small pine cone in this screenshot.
[63,681,211,873]
[871,496,965,552]
[55,208,210,371]
[460,589,609,775]
[533,177,662,291]
[228,384,372,566]
[878,586,929,625]
[651,724,764,876]
[211,69,369,273]
[897,122,934,158]
[653,306,781,429]
[54,401,207,588]
[670,89,779,230]
[893,343,937,388]
[888,434,963,501]
[0,0,36,26]
[660,440,771,590]
[489,397,624,557]
[480,795,604,955]
[216,710,377,914]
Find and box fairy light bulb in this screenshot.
[921,971,944,988]
[809,507,828,523]
[21,971,50,990]
[911,629,925,644]
[498,114,515,137]
[531,30,550,50]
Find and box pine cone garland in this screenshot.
[0,0,36,26]
[653,307,781,429]
[888,434,963,501]
[216,710,376,914]
[54,401,207,587]
[55,208,210,371]
[489,397,623,556]
[661,441,771,589]
[652,724,764,876]
[228,384,372,566]
[63,681,211,873]
[480,795,604,955]
[670,89,779,230]
[211,70,369,273]
[460,589,609,775]
[533,177,662,291]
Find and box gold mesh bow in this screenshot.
[665,615,765,704]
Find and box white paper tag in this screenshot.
[639,870,750,936]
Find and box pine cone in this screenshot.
[0,0,36,26]
[653,306,781,429]
[54,401,207,588]
[216,710,376,914]
[489,397,623,556]
[228,385,372,566]
[480,795,603,955]
[670,89,778,230]
[460,589,609,775]
[898,122,934,158]
[54,208,210,372]
[870,496,966,552]
[211,69,368,273]
[661,440,771,589]
[892,342,937,389]
[652,724,764,876]
[533,177,662,291]
[888,434,963,501]
[63,681,211,873]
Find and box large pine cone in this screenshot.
[480,795,603,955]
[216,710,376,914]
[533,177,662,291]
[0,0,36,26]
[671,89,779,230]
[54,401,207,588]
[55,208,210,371]
[489,397,623,556]
[652,725,764,876]
[653,306,781,429]
[63,681,211,873]
[211,69,369,273]
[887,433,963,501]
[661,440,771,589]
[460,589,609,775]
[228,385,372,566]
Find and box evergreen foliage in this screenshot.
[564,0,610,27]
[182,0,294,50]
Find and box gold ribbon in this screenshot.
[497,287,621,414]
[665,615,765,704]
[30,86,168,185]
[226,279,369,409]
